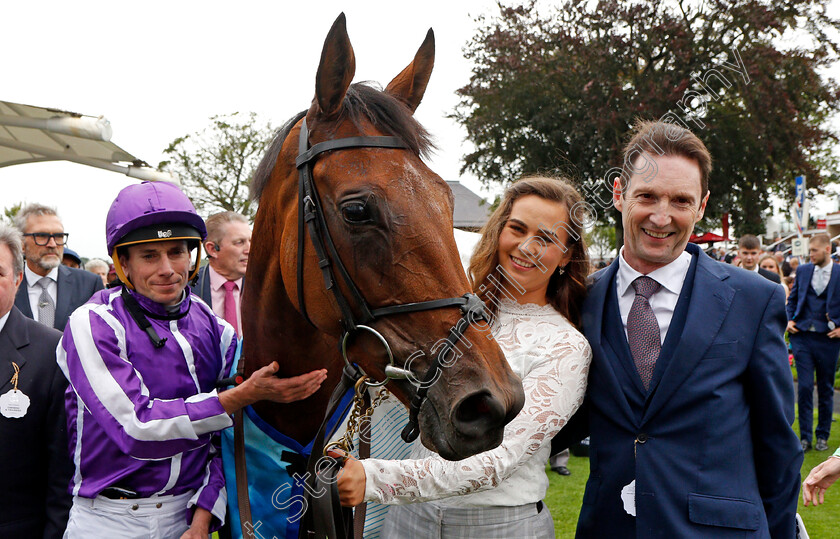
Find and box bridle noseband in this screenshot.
[294,118,490,442]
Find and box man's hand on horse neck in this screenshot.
[219,362,328,414]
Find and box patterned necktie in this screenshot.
[814,267,829,296]
[222,280,239,334]
[627,276,661,390]
[37,276,56,328]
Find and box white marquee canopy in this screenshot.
[0,100,176,183]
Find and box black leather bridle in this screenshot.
[294,118,488,442]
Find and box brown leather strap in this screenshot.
[235,409,254,539]
[353,390,372,539]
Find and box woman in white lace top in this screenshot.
[337,176,593,538]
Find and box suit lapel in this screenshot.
[0,308,30,391]
[798,264,814,315]
[13,279,32,318]
[827,264,840,301]
[642,250,734,424]
[54,265,72,329]
[584,260,637,425]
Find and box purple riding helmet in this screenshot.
[106,181,206,290]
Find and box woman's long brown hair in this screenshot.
[468,175,591,328]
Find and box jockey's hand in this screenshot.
[329,450,367,507]
[247,362,327,403]
[181,507,212,539]
[220,362,327,413]
[787,320,799,334]
[803,456,840,506]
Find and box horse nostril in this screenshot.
[453,391,506,438]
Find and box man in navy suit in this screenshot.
[786,232,840,452]
[555,120,801,537]
[13,204,103,331]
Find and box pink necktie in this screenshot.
[222,280,239,334]
[627,276,661,390]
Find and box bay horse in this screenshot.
[244,13,525,462]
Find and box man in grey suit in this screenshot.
[0,223,73,538]
[13,204,103,331]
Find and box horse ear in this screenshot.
[315,13,356,118]
[385,28,435,113]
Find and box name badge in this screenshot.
[0,390,30,419]
[621,480,636,516]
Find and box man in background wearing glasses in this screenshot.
[14,204,103,331]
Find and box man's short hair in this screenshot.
[14,203,60,233]
[204,211,248,252]
[0,223,25,276]
[85,258,109,272]
[738,234,761,250]
[811,233,831,247]
[621,119,712,197]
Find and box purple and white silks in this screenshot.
[56,287,237,527]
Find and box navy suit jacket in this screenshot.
[14,265,104,331]
[0,307,72,538]
[785,262,840,325]
[558,243,801,538]
[193,264,214,307]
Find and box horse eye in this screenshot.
[341,202,371,223]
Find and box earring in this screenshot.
[557,266,566,276]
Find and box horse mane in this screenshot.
[251,82,437,201]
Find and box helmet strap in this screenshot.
[112,247,134,290]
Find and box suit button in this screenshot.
[637,433,648,443]
[156,502,162,508]
[131,504,139,510]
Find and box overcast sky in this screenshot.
[2,0,500,259]
[3,0,839,259]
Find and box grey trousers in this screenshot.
[549,448,570,469]
[381,500,555,538]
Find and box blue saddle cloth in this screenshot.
[221,345,355,539]
[221,397,353,539]
[221,346,413,539]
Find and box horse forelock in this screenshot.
[250,82,437,203]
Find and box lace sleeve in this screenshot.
[360,334,591,505]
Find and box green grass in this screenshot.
[544,412,840,537]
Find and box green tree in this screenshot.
[2,202,22,226]
[586,224,617,263]
[454,0,840,237]
[159,112,273,219]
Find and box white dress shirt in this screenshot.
[0,310,9,334]
[616,248,692,344]
[24,265,58,323]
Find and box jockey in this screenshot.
[57,181,327,539]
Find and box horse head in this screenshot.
[245,13,525,460]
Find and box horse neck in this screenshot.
[241,241,346,444]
